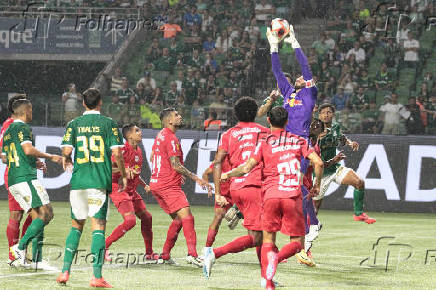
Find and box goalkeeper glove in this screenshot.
[284,25,300,49]
[266,27,279,53]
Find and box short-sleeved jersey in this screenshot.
[208,156,231,197]
[303,142,320,190]
[252,129,314,200]
[149,128,183,190]
[318,123,346,176]
[61,111,123,191]
[2,120,37,186]
[218,122,269,191]
[112,141,143,192]
[0,117,14,156]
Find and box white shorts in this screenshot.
[8,180,50,212]
[70,189,109,220]
[313,166,352,201]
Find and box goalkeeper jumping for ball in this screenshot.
[264,21,320,266]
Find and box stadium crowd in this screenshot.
[0,0,434,134]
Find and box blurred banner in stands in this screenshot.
[0,17,125,60]
[1,128,435,213]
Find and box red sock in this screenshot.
[213,235,255,259]
[161,218,182,259]
[105,214,136,249]
[181,215,198,257]
[21,215,32,238]
[6,219,20,260]
[277,241,302,262]
[140,211,153,255]
[206,228,218,247]
[261,243,278,282]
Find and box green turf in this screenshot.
[0,201,435,289]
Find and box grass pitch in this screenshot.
[0,201,435,289]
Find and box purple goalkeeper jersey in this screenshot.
[271,49,317,138]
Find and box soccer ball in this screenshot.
[270,18,290,41]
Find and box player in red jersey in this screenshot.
[222,107,324,289]
[203,97,269,278]
[202,157,234,247]
[104,123,159,262]
[149,108,213,267]
[1,95,34,265]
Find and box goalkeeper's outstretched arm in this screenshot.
[266,27,294,97]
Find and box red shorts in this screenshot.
[151,186,189,215]
[230,186,262,231]
[262,197,305,237]
[214,194,233,211]
[5,171,23,212]
[110,184,146,214]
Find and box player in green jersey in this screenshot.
[3,99,63,267]
[57,88,127,288]
[257,89,283,118]
[314,104,376,224]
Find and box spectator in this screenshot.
[201,9,213,32]
[186,49,203,68]
[183,68,200,104]
[425,95,436,134]
[244,17,261,43]
[362,101,381,133]
[138,98,161,129]
[151,87,165,108]
[351,87,370,110]
[332,87,350,111]
[203,53,218,74]
[191,99,204,129]
[135,82,148,102]
[379,93,405,135]
[174,70,184,92]
[126,95,141,124]
[183,5,202,27]
[106,94,125,125]
[161,16,182,39]
[312,33,330,56]
[406,96,425,134]
[215,32,233,53]
[137,71,156,90]
[239,31,251,50]
[166,82,180,107]
[357,69,371,89]
[203,110,221,131]
[346,42,366,63]
[324,32,336,50]
[403,31,420,68]
[146,38,161,62]
[416,95,428,130]
[111,67,123,92]
[209,93,228,119]
[117,77,137,104]
[255,0,275,23]
[384,38,400,67]
[375,63,391,90]
[168,36,186,56]
[203,35,215,52]
[418,82,430,102]
[62,83,82,125]
[396,21,410,45]
[154,47,175,71]
[205,74,217,95]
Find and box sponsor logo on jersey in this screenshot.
[286,98,303,107]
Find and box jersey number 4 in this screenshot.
[76,136,105,164]
[277,159,300,186]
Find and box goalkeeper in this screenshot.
[265,24,320,266]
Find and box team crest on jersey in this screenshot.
[135,155,139,162]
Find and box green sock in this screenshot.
[18,218,44,251]
[91,230,105,279]
[62,228,82,273]
[353,188,365,216]
[32,229,44,262]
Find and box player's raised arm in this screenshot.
[266,27,294,97]
[257,89,280,118]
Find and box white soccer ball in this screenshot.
[271,18,290,41]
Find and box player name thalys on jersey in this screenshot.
[77,126,101,133]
